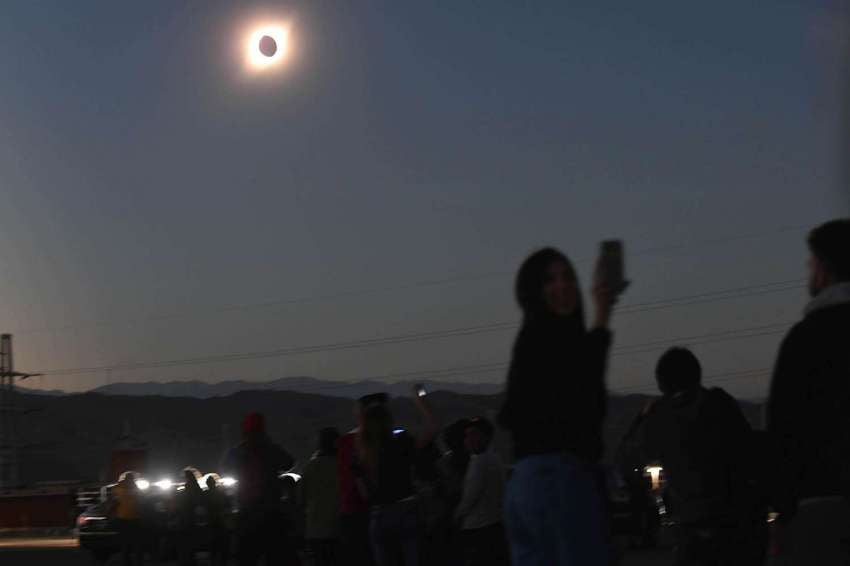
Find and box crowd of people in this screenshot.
[109,218,850,566]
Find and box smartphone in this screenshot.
[599,240,626,293]
[415,384,428,398]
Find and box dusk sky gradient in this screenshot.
[0,1,847,399]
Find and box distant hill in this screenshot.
[12,389,763,486]
[90,377,504,399]
[16,385,67,396]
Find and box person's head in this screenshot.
[183,467,202,492]
[242,412,266,442]
[516,247,583,320]
[655,347,702,395]
[118,471,137,486]
[464,417,495,455]
[280,474,297,500]
[205,474,220,491]
[807,219,850,297]
[356,393,389,428]
[317,427,340,455]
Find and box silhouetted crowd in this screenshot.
[109,219,850,566]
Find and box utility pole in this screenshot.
[0,334,41,488]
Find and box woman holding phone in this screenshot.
[498,245,625,566]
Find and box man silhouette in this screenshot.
[767,219,850,564]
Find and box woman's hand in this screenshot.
[412,384,439,449]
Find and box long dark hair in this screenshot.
[358,403,394,479]
[499,248,588,426]
[514,247,585,329]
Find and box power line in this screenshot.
[37,315,791,378]
[37,322,517,376]
[13,225,808,336]
[611,322,791,356]
[34,277,801,378]
[316,329,787,395]
[617,280,803,314]
[610,368,771,395]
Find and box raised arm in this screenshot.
[412,385,439,450]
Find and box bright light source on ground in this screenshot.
[247,25,289,70]
[135,479,150,490]
[154,479,173,491]
[644,466,663,491]
[221,477,237,487]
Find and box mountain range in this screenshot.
[13,387,763,486]
[80,377,505,399]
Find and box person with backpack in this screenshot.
[635,347,766,566]
[222,412,295,566]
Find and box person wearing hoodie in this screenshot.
[222,412,295,566]
[767,219,850,564]
[498,246,624,566]
[454,417,508,566]
[636,347,765,566]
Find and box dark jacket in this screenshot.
[352,430,417,506]
[498,322,611,462]
[638,386,752,524]
[299,452,340,540]
[222,437,294,511]
[767,301,850,516]
[176,484,206,531]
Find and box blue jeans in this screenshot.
[505,453,610,566]
[370,498,420,566]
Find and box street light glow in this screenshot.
[644,466,663,490]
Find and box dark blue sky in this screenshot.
[0,0,846,397]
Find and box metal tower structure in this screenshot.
[0,334,39,488]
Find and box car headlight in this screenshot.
[221,477,237,488]
[135,479,150,490]
[154,479,173,491]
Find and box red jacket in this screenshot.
[337,430,368,514]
